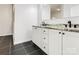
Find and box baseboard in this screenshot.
[0,33,13,36]
[14,40,32,45]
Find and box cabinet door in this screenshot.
[63,31,79,55]
[49,29,62,55]
[32,27,42,47]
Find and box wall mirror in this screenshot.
[50,4,64,19]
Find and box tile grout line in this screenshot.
[23,44,34,48]
[26,49,40,55]
[22,44,27,54]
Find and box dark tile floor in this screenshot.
[0,35,13,55]
[11,41,47,55]
[0,35,46,55]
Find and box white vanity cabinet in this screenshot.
[63,31,79,55]
[32,27,49,54]
[32,26,79,55]
[49,29,62,55]
[49,30,79,55]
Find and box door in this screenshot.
[49,29,62,55]
[0,4,13,36]
[63,31,79,55]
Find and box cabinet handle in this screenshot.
[43,30,46,32]
[62,33,65,35]
[43,37,46,40]
[44,46,46,49]
[59,32,61,34]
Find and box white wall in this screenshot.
[14,4,38,45]
[70,5,79,24]
[71,5,79,17]
[63,4,79,17]
[38,4,50,25]
[0,4,13,36]
[63,4,71,17]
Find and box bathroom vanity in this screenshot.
[32,25,79,55]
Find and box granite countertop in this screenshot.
[32,25,79,33]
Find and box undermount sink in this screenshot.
[42,24,65,29]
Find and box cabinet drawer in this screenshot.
[42,35,48,44]
[42,42,49,54]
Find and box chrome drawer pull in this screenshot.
[43,38,46,39]
[43,30,46,32]
[44,46,46,49]
[62,33,65,35]
[59,32,61,34]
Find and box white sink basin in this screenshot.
[44,25,65,29]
